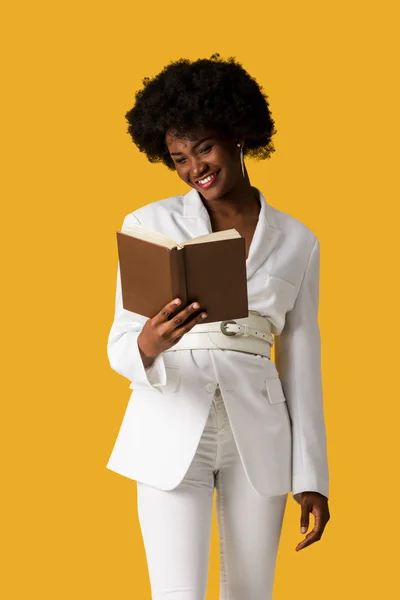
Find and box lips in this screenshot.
[194,170,221,189]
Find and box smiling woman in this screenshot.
[107,52,330,600]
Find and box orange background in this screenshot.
[2,1,399,598]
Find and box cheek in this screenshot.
[174,165,186,178]
[207,150,226,170]
[213,146,235,168]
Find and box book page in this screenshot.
[121,224,178,250]
[181,228,241,246]
[120,224,241,249]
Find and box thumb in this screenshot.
[300,504,310,534]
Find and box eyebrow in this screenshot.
[170,137,213,156]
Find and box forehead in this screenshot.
[165,126,224,148]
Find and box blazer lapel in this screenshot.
[175,187,214,239]
[176,187,281,280]
[245,189,282,279]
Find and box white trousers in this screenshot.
[136,384,288,600]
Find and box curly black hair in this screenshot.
[125,54,277,170]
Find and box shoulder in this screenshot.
[268,203,318,245]
[263,201,321,287]
[266,202,319,266]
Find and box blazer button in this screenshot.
[205,383,215,394]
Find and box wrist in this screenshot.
[137,336,157,368]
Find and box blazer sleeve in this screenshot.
[106,212,168,390]
[274,237,329,505]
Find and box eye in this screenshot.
[174,144,213,165]
[199,145,213,154]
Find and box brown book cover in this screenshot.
[116,226,249,323]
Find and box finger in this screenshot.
[295,527,322,551]
[300,503,310,534]
[296,512,326,551]
[169,301,203,332]
[153,298,183,325]
[172,309,208,341]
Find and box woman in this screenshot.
[106,54,330,600]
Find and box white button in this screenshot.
[205,383,215,393]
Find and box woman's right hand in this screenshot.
[137,298,207,365]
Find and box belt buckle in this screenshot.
[220,320,237,336]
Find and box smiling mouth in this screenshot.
[195,170,221,188]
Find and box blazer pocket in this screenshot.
[265,274,297,307]
[263,274,298,335]
[264,376,287,404]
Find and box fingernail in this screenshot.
[301,527,307,533]
[201,313,207,319]
[174,299,181,305]
[192,303,200,309]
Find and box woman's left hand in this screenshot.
[295,491,330,551]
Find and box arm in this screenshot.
[274,237,329,505]
[106,213,167,390]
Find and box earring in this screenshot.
[237,142,245,177]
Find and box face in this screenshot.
[165,127,244,199]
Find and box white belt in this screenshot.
[164,311,274,359]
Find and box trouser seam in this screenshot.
[218,473,230,599]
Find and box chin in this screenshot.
[198,187,223,201]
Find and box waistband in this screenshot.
[164,311,273,359]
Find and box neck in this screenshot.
[200,176,260,220]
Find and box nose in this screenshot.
[189,157,208,182]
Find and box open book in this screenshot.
[116,224,249,323]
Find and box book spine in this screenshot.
[170,247,188,308]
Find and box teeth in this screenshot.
[198,172,217,185]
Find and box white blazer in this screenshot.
[106,187,329,505]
